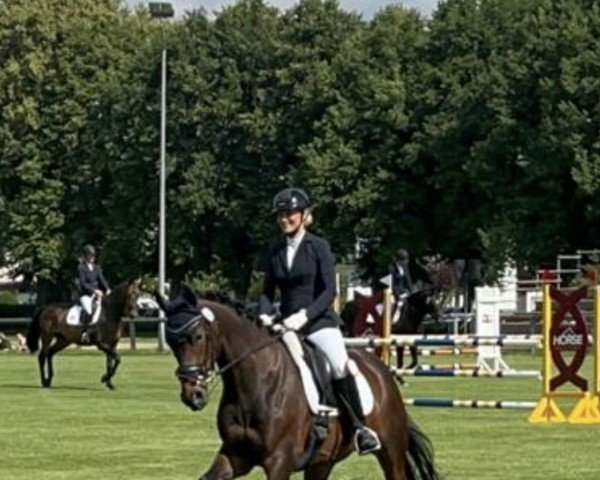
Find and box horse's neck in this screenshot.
[211,303,285,404]
[213,304,266,365]
[103,287,126,325]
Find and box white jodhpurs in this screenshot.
[80,295,94,315]
[306,327,352,379]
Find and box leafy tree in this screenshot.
[0,0,152,280]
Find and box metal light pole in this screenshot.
[149,2,174,350]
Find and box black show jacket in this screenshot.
[259,231,342,335]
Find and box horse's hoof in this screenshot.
[101,375,108,383]
[406,362,418,370]
[105,381,115,390]
[42,381,51,388]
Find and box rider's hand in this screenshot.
[94,289,104,297]
[259,314,275,328]
[283,310,308,331]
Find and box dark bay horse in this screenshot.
[156,286,439,480]
[26,279,141,389]
[344,288,440,369]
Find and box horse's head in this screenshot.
[155,285,219,412]
[124,278,142,317]
[351,291,385,337]
[407,287,439,321]
[104,278,142,318]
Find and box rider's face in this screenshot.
[277,209,304,235]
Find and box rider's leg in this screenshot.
[79,296,93,344]
[281,331,321,409]
[306,327,381,455]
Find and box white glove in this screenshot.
[259,314,275,328]
[283,309,308,331]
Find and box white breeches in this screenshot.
[80,296,93,315]
[306,327,351,379]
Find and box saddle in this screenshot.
[302,340,338,407]
[66,300,102,327]
[281,334,374,417]
[285,336,375,470]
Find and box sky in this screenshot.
[129,0,439,19]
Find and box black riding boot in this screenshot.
[80,311,92,345]
[332,375,381,455]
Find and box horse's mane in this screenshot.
[196,290,259,322]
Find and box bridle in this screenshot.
[167,311,284,393]
[167,314,217,386]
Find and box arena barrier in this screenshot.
[529,285,600,424]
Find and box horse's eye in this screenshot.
[189,332,203,343]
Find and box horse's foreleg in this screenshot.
[263,453,294,480]
[199,449,252,480]
[38,334,54,388]
[396,346,404,369]
[303,463,334,480]
[38,351,49,388]
[100,348,120,390]
[406,346,418,369]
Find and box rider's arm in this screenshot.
[259,252,276,316]
[305,238,336,321]
[389,263,402,299]
[97,267,110,292]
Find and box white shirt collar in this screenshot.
[286,229,306,248]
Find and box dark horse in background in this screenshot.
[156,285,439,480]
[26,279,141,389]
[342,287,441,370]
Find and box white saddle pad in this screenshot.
[294,356,375,417]
[65,304,102,326]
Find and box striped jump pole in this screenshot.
[417,347,479,356]
[345,336,542,348]
[391,367,540,378]
[405,397,537,410]
[394,363,480,371]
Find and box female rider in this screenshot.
[259,187,381,455]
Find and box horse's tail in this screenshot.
[26,309,43,353]
[404,414,441,480]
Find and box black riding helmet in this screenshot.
[395,248,409,261]
[271,187,311,213]
[82,244,96,256]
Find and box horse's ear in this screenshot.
[180,284,198,308]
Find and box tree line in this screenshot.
[1,0,599,296]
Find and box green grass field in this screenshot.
[2,349,600,479]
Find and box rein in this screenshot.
[169,314,285,395]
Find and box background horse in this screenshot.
[156,285,439,480]
[344,288,441,369]
[26,279,141,389]
[392,287,441,369]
